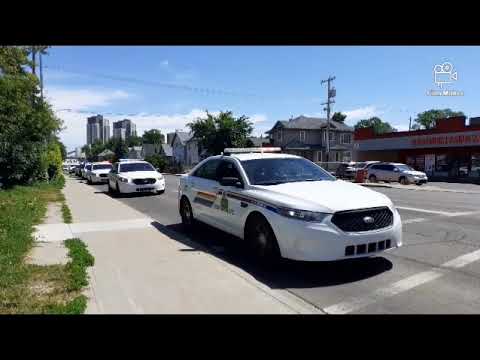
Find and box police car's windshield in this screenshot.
[241,158,335,185]
[119,163,155,172]
[93,164,112,170]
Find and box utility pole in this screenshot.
[39,52,44,100]
[408,116,412,131]
[321,76,336,170]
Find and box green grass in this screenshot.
[64,239,95,291]
[61,202,72,223]
[0,176,93,314]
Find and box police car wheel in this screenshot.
[180,197,195,230]
[246,216,280,263]
[368,175,377,183]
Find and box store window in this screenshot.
[406,156,415,168]
[435,154,449,174]
[414,155,425,171]
[471,153,480,178]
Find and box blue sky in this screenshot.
[43,46,480,151]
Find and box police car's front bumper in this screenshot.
[267,207,402,262]
[118,179,166,193]
[90,173,109,183]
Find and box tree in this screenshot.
[142,129,165,145]
[110,139,129,162]
[126,135,143,147]
[56,138,67,160]
[332,112,347,123]
[0,46,62,186]
[144,154,167,172]
[188,111,253,155]
[354,117,396,134]
[413,109,465,130]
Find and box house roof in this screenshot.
[266,115,353,133]
[173,131,193,145]
[98,149,114,156]
[161,143,173,157]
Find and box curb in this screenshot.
[359,183,392,189]
[358,182,480,194]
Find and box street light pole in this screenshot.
[321,76,336,170]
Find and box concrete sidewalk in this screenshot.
[60,177,315,314]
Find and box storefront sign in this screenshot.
[411,134,480,147]
[355,130,480,151]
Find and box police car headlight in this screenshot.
[119,177,129,183]
[278,208,328,222]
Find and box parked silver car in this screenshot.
[367,162,428,185]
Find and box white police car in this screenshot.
[108,160,165,195]
[87,162,113,184]
[178,148,402,262]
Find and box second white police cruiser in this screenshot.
[179,148,402,262]
[108,159,165,195]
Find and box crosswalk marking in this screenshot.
[324,248,480,314]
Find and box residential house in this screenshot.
[142,143,173,163]
[171,131,193,166]
[127,146,143,160]
[97,149,115,162]
[266,115,354,162]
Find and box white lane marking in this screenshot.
[402,218,426,224]
[443,249,480,269]
[324,248,480,314]
[396,206,480,217]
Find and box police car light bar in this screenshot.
[223,147,282,155]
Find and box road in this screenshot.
[89,175,480,313]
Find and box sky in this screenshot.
[42,46,480,151]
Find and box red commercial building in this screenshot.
[354,116,480,183]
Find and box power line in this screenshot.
[44,65,259,99]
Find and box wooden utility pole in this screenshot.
[321,76,336,169]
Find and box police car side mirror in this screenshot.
[220,177,243,188]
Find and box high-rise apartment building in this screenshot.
[112,119,137,141]
[86,115,110,145]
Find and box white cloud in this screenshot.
[160,60,169,67]
[45,87,130,111]
[392,123,410,131]
[249,114,267,124]
[344,106,380,123]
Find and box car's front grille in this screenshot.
[332,206,393,232]
[133,178,156,185]
[99,174,108,177]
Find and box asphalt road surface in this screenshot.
[88,175,480,314]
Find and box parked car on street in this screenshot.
[367,162,428,185]
[178,147,402,263]
[74,164,84,177]
[81,163,92,179]
[87,162,113,184]
[335,162,357,179]
[108,160,165,195]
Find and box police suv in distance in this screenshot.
[178,148,402,262]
